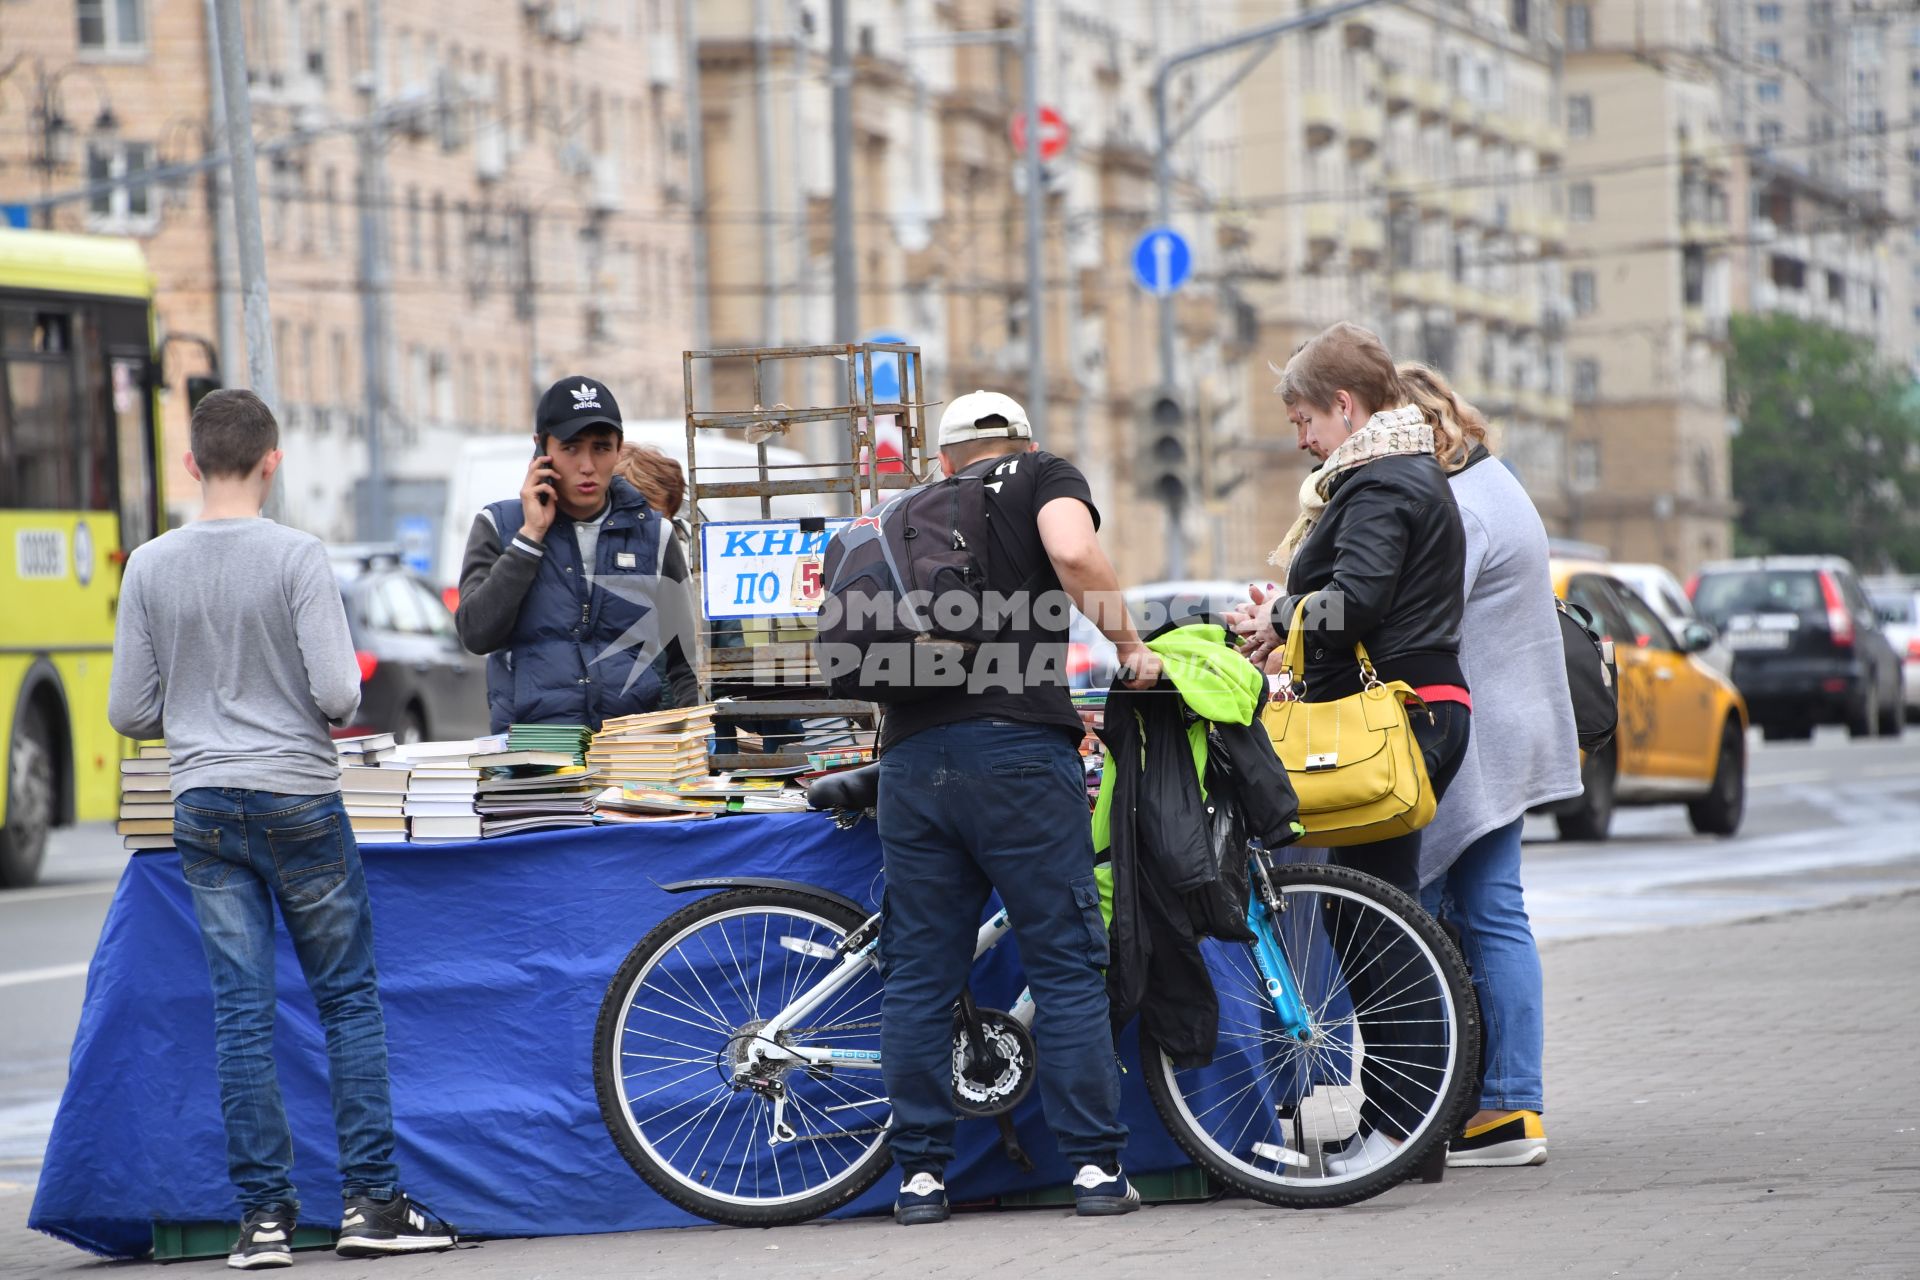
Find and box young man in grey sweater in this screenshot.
[108,390,455,1269]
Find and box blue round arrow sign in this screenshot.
[1132,227,1193,297]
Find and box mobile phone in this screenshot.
[532,444,552,506]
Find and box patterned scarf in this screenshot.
[1267,404,1434,571]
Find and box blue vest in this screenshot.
[483,476,667,733]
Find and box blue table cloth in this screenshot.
[30,814,1190,1258]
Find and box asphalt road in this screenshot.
[2,728,1916,1257]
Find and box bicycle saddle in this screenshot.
[807,762,881,811]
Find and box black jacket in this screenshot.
[1272,453,1467,702]
[1099,622,1301,1068]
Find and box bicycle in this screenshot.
[592,763,1480,1226]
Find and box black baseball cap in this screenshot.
[535,375,623,443]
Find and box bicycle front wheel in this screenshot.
[1143,861,1479,1208]
[592,886,895,1226]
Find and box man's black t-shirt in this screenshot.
[878,448,1099,752]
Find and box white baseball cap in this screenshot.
[937,390,1032,447]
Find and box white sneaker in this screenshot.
[1323,1129,1401,1177]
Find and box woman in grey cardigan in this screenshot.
[1399,364,1582,1170]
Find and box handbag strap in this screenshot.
[1277,596,1381,696]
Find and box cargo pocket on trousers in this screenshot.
[1070,874,1110,969]
[266,812,347,907]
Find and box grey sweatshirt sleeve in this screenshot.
[290,541,362,724]
[455,512,544,655]
[107,559,166,741]
[658,536,701,708]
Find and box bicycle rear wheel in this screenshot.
[593,887,895,1226]
[1143,861,1479,1208]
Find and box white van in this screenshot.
[436,423,835,591]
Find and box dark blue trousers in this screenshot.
[876,720,1126,1176]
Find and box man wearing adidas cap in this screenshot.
[877,390,1161,1227]
[454,375,698,731]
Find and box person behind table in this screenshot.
[108,389,456,1268]
[873,390,1162,1227]
[1225,322,1472,1177]
[455,377,699,731]
[1401,362,1579,1170]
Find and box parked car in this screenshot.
[1865,577,1920,721]
[1610,561,1732,677]
[1069,580,1257,688]
[329,548,491,743]
[1688,557,1904,741]
[1542,561,1749,842]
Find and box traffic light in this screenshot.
[1140,390,1190,519]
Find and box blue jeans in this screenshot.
[174,789,401,1215]
[1421,817,1545,1113]
[876,720,1125,1175]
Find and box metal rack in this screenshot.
[680,342,936,766]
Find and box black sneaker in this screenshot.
[228,1206,295,1270]
[892,1171,950,1225]
[1071,1163,1142,1217]
[335,1192,458,1257]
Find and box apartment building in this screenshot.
[0,0,696,552]
[1717,0,1911,368]
[693,0,1261,581]
[1561,0,1737,571]
[1231,0,1572,556]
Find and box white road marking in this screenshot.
[0,962,90,989]
[0,883,117,907]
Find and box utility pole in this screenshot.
[210,0,285,520]
[752,0,782,402]
[829,0,856,343]
[201,0,242,396]
[355,0,391,543]
[1021,0,1045,444]
[683,0,713,408]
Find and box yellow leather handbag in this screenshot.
[1259,599,1436,847]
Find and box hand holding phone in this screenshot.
[519,453,559,541]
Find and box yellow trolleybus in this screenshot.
[0,229,170,886]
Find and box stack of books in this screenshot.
[506,723,593,765]
[468,742,600,837]
[336,732,398,767]
[594,785,727,821]
[586,705,714,790]
[341,763,411,844]
[117,747,175,850]
[677,774,811,814]
[397,741,485,843]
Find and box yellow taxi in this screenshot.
[1545,560,1750,841]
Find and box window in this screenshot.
[1614,583,1679,652]
[1827,270,1845,302]
[1566,4,1590,50]
[1757,40,1780,64]
[77,0,145,53]
[1510,0,1529,36]
[1769,254,1806,290]
[331,330,350,407]
[322,165,339,251]
[1684,246,1706,306]
[1569,181,1595,222]
[1571,269,1596,314]
[432,193,447,276]
[1567,95,1592,138]
[1758,120,1783,147]
[85,141,155,228]
[1756,2,1781,21]
[406,186,422,272]
[1573,358,1601,402]
[1758,80,1782,103]
[1571,441,1600,493]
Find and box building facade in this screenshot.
[1562,0,1737,571]
[1231,0,1573,560]
[692,0,1263,582]
[0,0,697,556]
[1716,0,1912,369]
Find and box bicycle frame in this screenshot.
[741,906,1031,1078]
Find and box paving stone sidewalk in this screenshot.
[8,892,1918,1280]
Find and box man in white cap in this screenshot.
[878,390,1159,1226]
